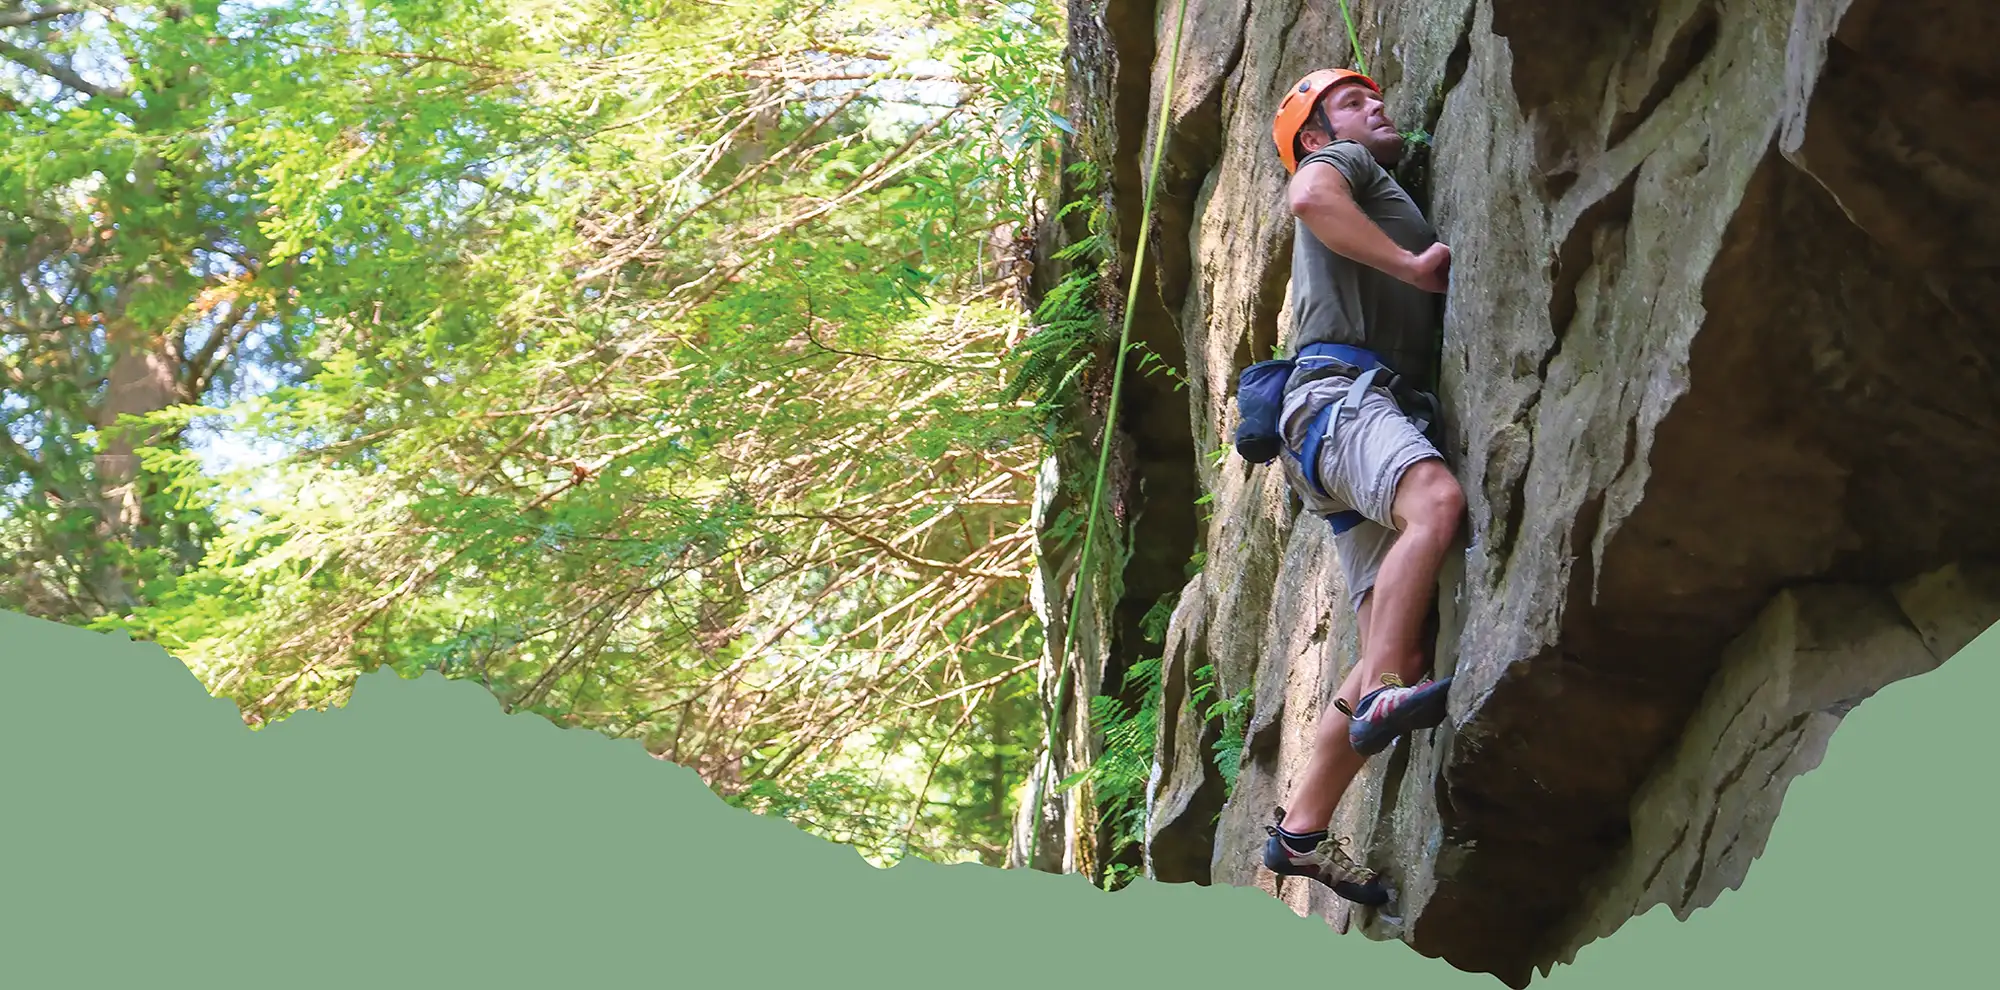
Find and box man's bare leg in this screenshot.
[1280,458,1462,835]
[1274,638,1375,836]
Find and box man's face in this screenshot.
[1303,81,1404,166]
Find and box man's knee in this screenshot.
[1395,458,1463,535]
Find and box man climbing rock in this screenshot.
[1256,68,1464,906]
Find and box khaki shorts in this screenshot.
[1276,376,1443,614]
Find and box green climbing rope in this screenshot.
[1018,0,1374,877]
[1336,0,1368,74]
[1338,0,1368,75]
[1023,0,1192,872]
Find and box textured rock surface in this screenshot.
[1550,574,2000,966]
[1023,0,2000,984]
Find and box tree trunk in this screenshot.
[91,310,179,612]
[90,142,180,613]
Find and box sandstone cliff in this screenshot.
[1009,0,2000,985]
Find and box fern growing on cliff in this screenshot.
[1057,654,1163,889]
[1191,663,1254,796]
[1002,161,1110,423]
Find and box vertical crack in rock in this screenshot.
[1545,169,1637,371]
[1606,0,1721,149]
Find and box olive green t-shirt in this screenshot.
[1286,139,1440,390]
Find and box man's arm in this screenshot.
[1289,160,1449,293]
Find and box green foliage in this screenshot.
[1064,648,1249,886]
[1101,861,1143,890]
[1132,340,1188,393]
[5,0,1079,867]
[1058,654,1163,887]
[1139,591,1177,646]
[1001,160,1108,426]
[1191,663,1254,797]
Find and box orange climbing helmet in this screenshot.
[1272,68,1380,174]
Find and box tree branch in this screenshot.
[0,5,77,30]
[0,36,124,99]
[286,45,508,73]
[182,302,259,401]
[823,518,1023,580]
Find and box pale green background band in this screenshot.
[2,608,1989,987]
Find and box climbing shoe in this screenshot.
[1339,673,1453,757]
[1262,808,1389,906]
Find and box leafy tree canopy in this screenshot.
[4,0,1074,867]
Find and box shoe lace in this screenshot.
[1267,808,1379,885]
[1332,672,1413,719]
[1307,833,1378,885]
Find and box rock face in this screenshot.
[1016,0,2000,984]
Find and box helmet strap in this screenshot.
[1306,101,1337,154]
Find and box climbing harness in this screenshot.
[1025,0,1416,871]
[1253,18,1440,536]
[1233,342,1441,535]
[1023,0,1192,872]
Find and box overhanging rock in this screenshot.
[1027,0,2000,984]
